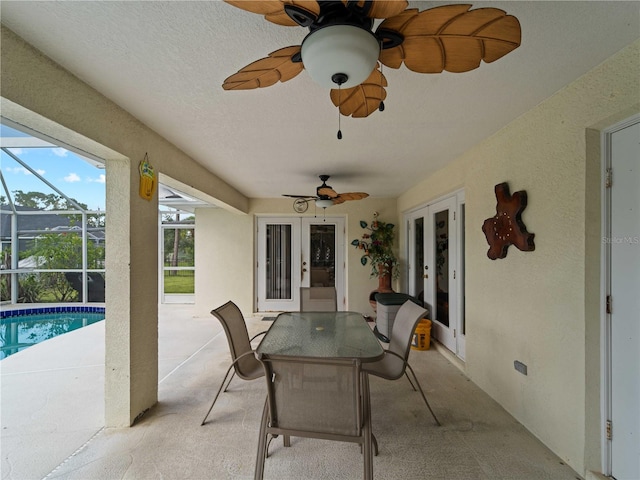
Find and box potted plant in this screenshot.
[352,212,398,295]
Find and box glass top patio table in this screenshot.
[257,311,384,361]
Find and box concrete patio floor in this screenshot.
[1,304,582,480]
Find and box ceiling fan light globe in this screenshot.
[301,25,380,89]
[315,198,334,209]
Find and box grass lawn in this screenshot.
[164,272,194,294]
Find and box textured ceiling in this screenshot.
[1,1,638,200]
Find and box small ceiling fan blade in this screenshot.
[379,5,521,73]
[224,1,320,27]
[317,186,338,198]
[223,46,303,90]
[341,0,408,19]
[330,67,387,118]
[283,194,316,199]
[336,192,369,202]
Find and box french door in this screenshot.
[406,192,465,359]
[256,216,345,312]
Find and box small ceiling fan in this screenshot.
[222,0,521,119]
[284,175,369,212]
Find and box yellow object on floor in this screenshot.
[411,319,431,351]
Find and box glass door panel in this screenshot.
[407,211,427,306]
[257,218,300,311]
[265,223,293,300]
[434,209,450,327]
[308,224,335,287]
[414,216,425,303]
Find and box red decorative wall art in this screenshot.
[482,182,535,259]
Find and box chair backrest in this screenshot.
[300,286,337,312]
[210,301,256,379]
[388,300,428,362]
[259,355,362,437]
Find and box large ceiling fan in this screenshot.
[222,0,521,119]
[284,175,369,211]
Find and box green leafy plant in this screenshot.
[351,212,398,278]
[24,233,104,301]
[18,274,43,303]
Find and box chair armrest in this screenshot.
[250,330,268,343]
[382,350,406,363]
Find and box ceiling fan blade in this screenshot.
[224,1,320,27]
[378,5,521,73]
[336,192,369,201]
[329,67,387,118]
[283,194,316,199]
[317,186,338,198]
[341,0,408,19]
[222,46,304,90]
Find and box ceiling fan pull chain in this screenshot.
[337,84,343,140]
[379,63,385,112]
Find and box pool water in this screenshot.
[0,312,105,359]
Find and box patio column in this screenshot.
[105,158,159,427]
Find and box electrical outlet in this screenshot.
[514,360,528,376]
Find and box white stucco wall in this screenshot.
[397,40,640,476]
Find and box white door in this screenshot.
[406,192,465,358]
[606,118,640,479]
[257,216,345,312]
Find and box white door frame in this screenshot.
[256,216,345,312]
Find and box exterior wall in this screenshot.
[0,26,249,427]
[397,40,640,476]
[195,197,397,317]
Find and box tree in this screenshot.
[25,233,105,301]
[13,190,88,211]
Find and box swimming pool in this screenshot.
[0,307,105,359]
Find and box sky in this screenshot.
[1,125,106,211]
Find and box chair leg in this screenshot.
[362,373,373,480]
[223,370,236,392]
[404,371,417,391]
[201,363,235,425]
[360,434,378,456]
[254,399,269,480]
[405,363,441,426]
[266,433,290,458]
